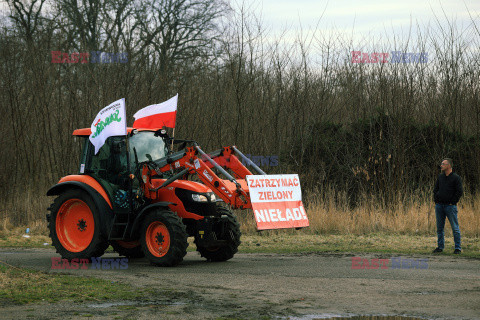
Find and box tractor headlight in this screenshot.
[209,193,216,202]
[192,194,209,202]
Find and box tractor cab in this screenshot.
[74,128,171,213]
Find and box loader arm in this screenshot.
[139,145,262,209]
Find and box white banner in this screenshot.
[89,98,127,154]
[246,174,309,230]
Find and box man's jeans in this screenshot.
[435,204,461,250]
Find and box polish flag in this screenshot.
[133,94,178,129]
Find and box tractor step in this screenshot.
[108,213,131,240]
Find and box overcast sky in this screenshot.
[1,0,478,55]
[240,0,480,52]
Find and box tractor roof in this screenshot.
[72,128,159,136]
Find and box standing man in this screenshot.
[433,158,463,254]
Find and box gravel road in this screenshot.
[1,248,479,320]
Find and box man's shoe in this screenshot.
[454,249,462,254]
[432,248,443,253]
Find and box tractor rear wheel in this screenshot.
[195,207,241,262]
[48,189,108,260]
[140,208,188,267]
[110,240,145,258]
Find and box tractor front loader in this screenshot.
[46,128,266,266]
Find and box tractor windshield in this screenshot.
[129,131,169,165]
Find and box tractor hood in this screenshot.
[150,179,212,194]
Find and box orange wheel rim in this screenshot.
[116,240,140,249]
[145,222,170,257]
[56,199,94,252]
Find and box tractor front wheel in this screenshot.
[48,189,108,260]
[140,209,188,267]
[195,207,241,262]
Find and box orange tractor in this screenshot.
[46,128,267,266]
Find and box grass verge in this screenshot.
[238,233,480,258]
[1,227,478,258]
[0,261,156,305]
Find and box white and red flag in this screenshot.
[89,98,127,155]
[133,94,178,129]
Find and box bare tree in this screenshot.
[101,0,139,52]
[54,0,104,50]
[7,0,47,45]
[135,0,228,78]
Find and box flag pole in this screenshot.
[125,135,133,199]
[122,99,134,216]
[170,93,178,152]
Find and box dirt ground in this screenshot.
[0,248,479,320]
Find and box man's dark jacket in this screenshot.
[433,172,463,205]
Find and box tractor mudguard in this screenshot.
[47,175,113,208]
[129,202,177,239]
[46,181,114,238]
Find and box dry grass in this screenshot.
[236,189,480,237]
[1,189,478,254]
[0,224,50,248]
[0,189,52,230]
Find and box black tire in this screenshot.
[47,189,108,261]
[195,207,241,262]
[110,240,145,258]
[140,208,188,267]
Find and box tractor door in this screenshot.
[84,137,131,213]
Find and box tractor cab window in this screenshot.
[87,136,131,211]
[128,131,168,169]
[88,136,128,187]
